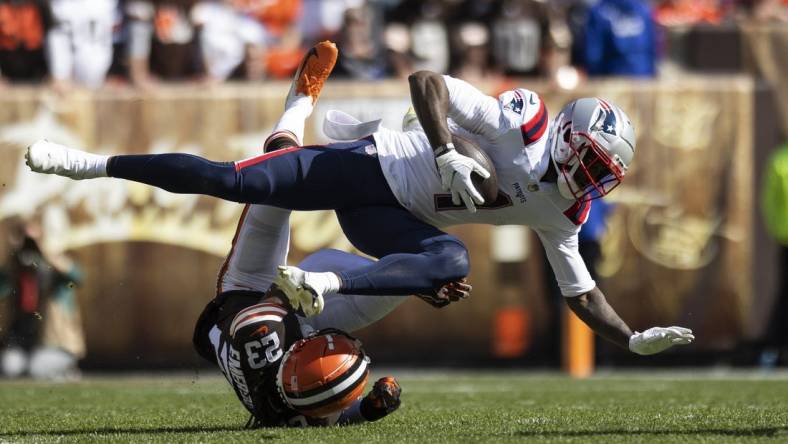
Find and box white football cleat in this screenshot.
[275,266,325,317]
[26,140,108,180]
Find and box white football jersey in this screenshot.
[373,75,595,296]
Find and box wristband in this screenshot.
[434,143,455,157]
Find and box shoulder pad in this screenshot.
[518,89,548,146]
[498,88,548,145]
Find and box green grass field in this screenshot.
[1,371,787,443]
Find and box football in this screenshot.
[452,136,499,203]
[277,330,370,418]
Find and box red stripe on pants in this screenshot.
[234,146,303,171]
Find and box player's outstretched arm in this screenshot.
[565,287,694,355]
[565,287,632,350]
[408,71,490,212]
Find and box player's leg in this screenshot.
[334,206,470,295]
[217,205,292,293]
[218,40,340,290]
[293,248,405,426]
[297,249,408,333]
[280,205,468,307]
[277,205,468,315]
[27,135,399,209]
[265,40,338,150]
[26,39,341,203]
[123,138,397,207]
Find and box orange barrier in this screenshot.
[492,307,531,358]
[562,306,595,378]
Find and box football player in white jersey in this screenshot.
[194,45,470,426]
[26,41,693,357]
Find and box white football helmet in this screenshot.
[547,98,636,201]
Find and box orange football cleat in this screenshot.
[286,40,338,105]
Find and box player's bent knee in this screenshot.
[430,241,470,283]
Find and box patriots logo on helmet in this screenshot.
[591,100,618,136]
[503,90,524,115]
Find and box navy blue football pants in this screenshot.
[106,138,469,295]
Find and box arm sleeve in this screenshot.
[336,399,367,425]
[534,228,596,297]
[442,75,506,140]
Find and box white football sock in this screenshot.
[304,271,341,296]
[273,95,313,144]
[86,153,109,178]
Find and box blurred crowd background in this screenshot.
[0,0,786,91]
[1,0,788,379]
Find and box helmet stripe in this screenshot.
[285,350,365,399]
[286,356,368,406]
[293,371,369,411]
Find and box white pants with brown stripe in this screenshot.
[295,248,409,336]
[217,205,407,337]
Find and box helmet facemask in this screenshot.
[549,100,632,202]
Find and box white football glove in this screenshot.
[629,326,695,355]
[435,145,490,213]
